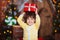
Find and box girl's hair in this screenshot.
[23,11,36,23]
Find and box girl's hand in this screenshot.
[35,8,38,14]
[23,12,25,14]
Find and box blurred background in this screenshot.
[0,0,60,40]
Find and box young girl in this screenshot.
[17,3,41,40]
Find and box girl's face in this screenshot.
[27,17,35,26]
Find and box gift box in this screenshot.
[24,3,37,12]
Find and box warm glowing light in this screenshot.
[15,16,17,19]
[59,25,60,27]
[6,16,8,18]
[58,10,60,13]
[58,3,60,5]
[7,0,10,3]
[10,31,12,34]
[55,29,57,32]
[53,0,56,4]
[4,31,6,34]
[14,7,16,10]
[7,30,9,32]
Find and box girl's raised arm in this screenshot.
[17,12,28,28]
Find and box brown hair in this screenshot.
[23,11,36,23]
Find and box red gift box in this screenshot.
[24,3,37,12]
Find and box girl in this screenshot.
[17,3,41,40]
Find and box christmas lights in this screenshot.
[53,0,60,33]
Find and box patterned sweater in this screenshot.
[17,13,40,40]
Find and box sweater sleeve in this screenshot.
[35,14,41,29]
[17,13,28,28]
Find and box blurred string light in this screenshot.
[7,30,9,32]
[58,3,60,5]
[15,16,18,19]
[59,25,60,27]
[57,3,60,14]
[10,31,12,34]
[52,0,56,7]
[6,16,8,18]
[53,0,56,4]
[4,31,6,34]
[53,0,60,33]
[14,7,16,10]
[58,10,60,13]
[4,30,12,34]
[7,0,10,3]
[55,29,57,33]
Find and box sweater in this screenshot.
[17,13,40,40]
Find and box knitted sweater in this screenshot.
[17,13,40,40]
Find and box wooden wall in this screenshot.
[36,0,53,37]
